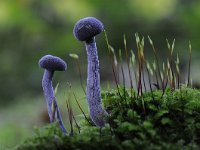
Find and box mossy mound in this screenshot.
[16,86,200,150]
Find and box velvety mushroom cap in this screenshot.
[39,55,67,71]
[73,17,104,42]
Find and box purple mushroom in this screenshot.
[73,17,108,127]
[39,54,67,134]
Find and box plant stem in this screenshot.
[124,35,134,98]
[76,59,86,95]
[104,31,123,101]
[73,92,92,125]
[188,41,192,87]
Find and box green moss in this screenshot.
[16,86,200,150]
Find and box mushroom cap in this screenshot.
[39,55,67,71]
[73,17,104,41]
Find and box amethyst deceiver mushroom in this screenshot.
[39,54,67,134]
[73,17,108,127]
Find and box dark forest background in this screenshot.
[1,0,200,104]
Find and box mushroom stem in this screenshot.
[42,70,67,133]
[53,99,67,134]
[42,70,54,123]
[85,37,108,127]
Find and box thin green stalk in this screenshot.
[146,61,155,102]
[104,30,123,100]
[152,61,160,89]
[76,59,86,95]
[175,54,180,89]
[66,97,73,136]
[166,39,175,90]
[71,107,80,134]
[148,36,163,91]
[124,35,134,98]
[69,54,86,95]
[141,60,147,92]
[136,41,142,98]
[130,50,138,90]
[119,49,127,104]
[188,41,192,87]
[73,92,92,125]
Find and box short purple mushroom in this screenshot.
[39,54,67,134]
[73,17,108,127]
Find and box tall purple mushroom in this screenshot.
[39,54,67,134]
[73,17,108,127]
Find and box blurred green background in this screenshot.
[0,0,200,148]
